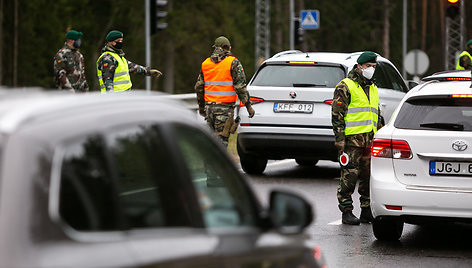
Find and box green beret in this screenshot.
[214,36,231,48]
[467,40,472,47]
[357,51,377,64]
[65,30,83,41]
[106,30,123,42]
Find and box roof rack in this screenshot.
[271,50,302,58]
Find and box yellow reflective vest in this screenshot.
[96,52,132,93]
[339,78,379,136]
[456,51,472,70]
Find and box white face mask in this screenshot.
[362,66,375,80]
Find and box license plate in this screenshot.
[274,103,313,113]
[429,161,472,176]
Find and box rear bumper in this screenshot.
[371,171,472,222]
[237,133,337,161]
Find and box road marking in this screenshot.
[328,219,342,225]
[267,159,294,167]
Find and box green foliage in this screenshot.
[1,1,472,91]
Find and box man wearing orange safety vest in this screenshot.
[195,36,255,147]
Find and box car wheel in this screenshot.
[240,154,267,175]
[295,159,319,166]
[372,217,404,241]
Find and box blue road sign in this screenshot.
[300,10,320,30]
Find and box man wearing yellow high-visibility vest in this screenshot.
[456,39,472,70]
[331,51,384,225]
[97,30,162,92]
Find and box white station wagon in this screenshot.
[237,51,409,174]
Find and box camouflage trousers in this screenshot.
[205,103,235,148]
[337,146,371,212]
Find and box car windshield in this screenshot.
[251,64,345,88]
[394,97,472,131]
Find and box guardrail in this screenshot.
[166,93,198,111]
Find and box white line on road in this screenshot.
[267,159,295,167]
[328,219,342,225]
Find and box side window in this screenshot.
[59,125,195,232]
[107,125,195,228]
[59,134,120,231]
[373,62,393,89]
[381,63,408,92]
[174,125,257,229]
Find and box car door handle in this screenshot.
[380,103,387,108]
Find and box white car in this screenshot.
[237,51,409,174]
[371,74,472,241]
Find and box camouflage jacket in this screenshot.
[194,47,251,110]
[53,43,89,92]
[97,45,150,92]
[331,67,384,148]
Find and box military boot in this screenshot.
[360,207,374,223]
[342,211,360,225]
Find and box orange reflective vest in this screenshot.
[202,56,238,103]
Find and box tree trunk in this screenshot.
[421,0,427,51]
[274,0,283,53]
[0,0,3,85]
[13,0,18,87]
[383,0,390,58]
[163,0,174,93]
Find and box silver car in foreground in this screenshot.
[0,91,324,267]
[237,51,409,174]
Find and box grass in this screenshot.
[227,133,239,162]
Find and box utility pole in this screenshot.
[255,0,270,69]
[289,0,294,50]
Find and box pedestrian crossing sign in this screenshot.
[300,10,320,30]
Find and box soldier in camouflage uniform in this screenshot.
[53,30,89,92]
[96,30,162,92]
[331,51,384,225]
[194,36,255,148]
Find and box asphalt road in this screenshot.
[244,160,472,268]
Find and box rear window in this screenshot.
[251,64,345,88]
[395,96,472,131]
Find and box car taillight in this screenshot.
[372,139,412,159]
[288,61,317,65]
[445,77,471,81]
[240,96,264,107]
[451,94,472,98]
[324,99,333,104]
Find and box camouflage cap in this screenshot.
[65,30,83,41]
[357,51,377,64]
[467,40,472,47]
[106,30,123,42]
[214,36,231,48]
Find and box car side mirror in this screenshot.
[269,190,313,234]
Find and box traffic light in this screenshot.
[446,0,460,19]
[294,19,304,45]
[150,0,168,35]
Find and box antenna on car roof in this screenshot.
[306,52,309,58]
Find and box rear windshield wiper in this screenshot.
[293,83,327,87]
[419,122,464,131]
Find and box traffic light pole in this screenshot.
[444,0,465,70]
[145,0,151,92]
